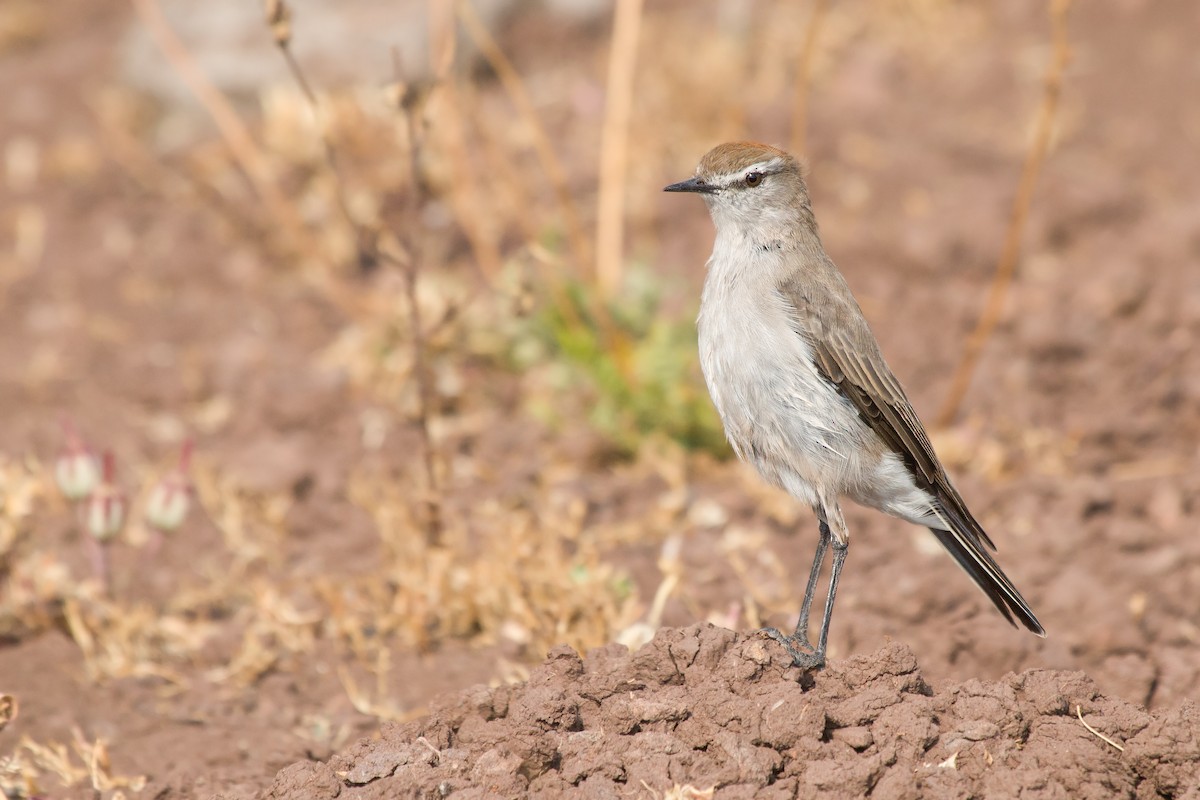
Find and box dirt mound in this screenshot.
[261,625,1198,799]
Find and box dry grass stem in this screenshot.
[192,465,290,571]
[455,0,590,275]
[664,784,716,800]
[344,469,638,658]
[432,81,506,282]
[595,0,644,296]
[262,0,469,452]
[3,732,146,796]
[789,0,829,157]
[396,84,445,547]
[936,0,1073,426]
[427,0,506,282]
[266,0,378,271]
[336,659,421,723]
[1076,705,1125,752]
[62,598,196,685]
[129,0,311,255]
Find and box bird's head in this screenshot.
[664,142,811,235]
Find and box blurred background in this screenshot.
[1,0,1198,795]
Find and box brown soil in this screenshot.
[265,626,1198,800]
[1,0,1198,799]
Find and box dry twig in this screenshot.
[265,0,379,271]
[129,0,312,253]
[936,0,1073,426]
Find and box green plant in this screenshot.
[528,268,730,458]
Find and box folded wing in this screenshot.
[778,279,1045,636]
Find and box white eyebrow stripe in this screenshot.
[743,157,784,175]
[711,157,786,187]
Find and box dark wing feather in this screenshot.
[780,279,1044,636]
[815,326,995,548]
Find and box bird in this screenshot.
[664,141,1044,669]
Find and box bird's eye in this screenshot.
[744,172,763,187]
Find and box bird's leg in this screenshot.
[814,537,849,659]
[794,519,831,647]
[759,517,831,668]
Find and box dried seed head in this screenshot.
[264,0,292,45]
[55,421,99,501]
[85,452,126,542]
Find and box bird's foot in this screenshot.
[757,627,826,670]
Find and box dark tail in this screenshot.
[927,504,1045,636]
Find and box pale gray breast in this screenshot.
[697,267,883,491]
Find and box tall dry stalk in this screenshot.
[423,1,506,283]
[455,0,591,276]
[454,0,604,346]
[595,0,645,297]
[391,0,455,546]
[263,0,446,545]
[389,99,446,547]
[789,0,829,157]
[936,0,1074,427]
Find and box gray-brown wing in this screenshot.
[813,325,1045,635]
[780,280,1044,635]
[811,323,996,550]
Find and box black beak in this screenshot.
[663,177,717,194]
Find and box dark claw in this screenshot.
[758,627,826,670]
